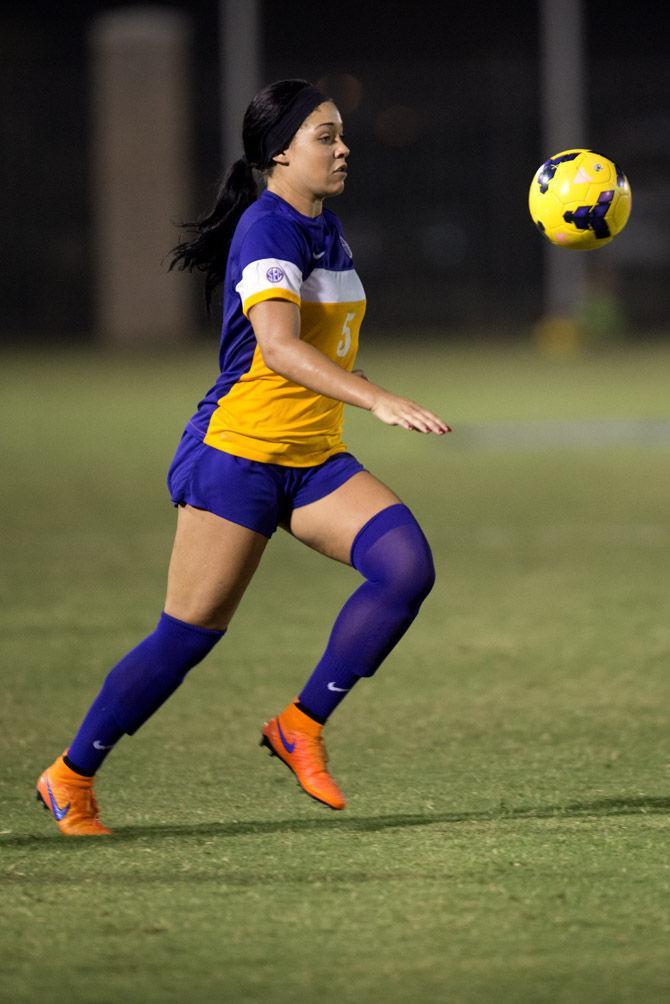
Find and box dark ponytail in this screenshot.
[168,157,257,312]
[168,79,326,314]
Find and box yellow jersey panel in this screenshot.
[203,297,366,465]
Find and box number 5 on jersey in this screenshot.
[337,312,355,358]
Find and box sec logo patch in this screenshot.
[265,266,285,283]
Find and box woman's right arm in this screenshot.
[249,299,451,436]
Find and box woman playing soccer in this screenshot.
[36,79,450,835]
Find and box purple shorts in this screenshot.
[167,432,366,538]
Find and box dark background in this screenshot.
[1,0,668,342]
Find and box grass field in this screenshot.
[1,339,669,1003]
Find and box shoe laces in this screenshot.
[64,778,102,821]
[295,732,328,773]
[85,788,102,821]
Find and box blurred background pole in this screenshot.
[540,0,587,322]
[90,8,192,346]
[220,0,260,165]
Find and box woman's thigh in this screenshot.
[164,504,269,630]
[287,470,401,565]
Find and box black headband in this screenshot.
[258,85,327,167]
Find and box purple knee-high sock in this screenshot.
[66,612,224,775]
[298,504,435,723]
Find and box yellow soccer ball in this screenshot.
[528,149,632,249]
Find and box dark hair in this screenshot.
[168,79,324,313]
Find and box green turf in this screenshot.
[1,341,669,1003]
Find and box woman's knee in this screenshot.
[395,529,435,603]
[413,540,436,601]
[352,504,436,605]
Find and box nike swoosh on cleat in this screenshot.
[45,777,70,821]
[93,740,114,750]
[327,682,349,692]
[277,720,296,753]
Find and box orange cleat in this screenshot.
[36,753,112,836]
[260,702,346,810]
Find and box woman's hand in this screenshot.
[369,388,451,435]
[355,369,450,435]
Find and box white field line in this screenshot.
[457,524,670,549]
[455,419,670,451]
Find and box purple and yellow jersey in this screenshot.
[186,190,366,466]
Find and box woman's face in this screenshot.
[274,101,349,200]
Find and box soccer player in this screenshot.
[36,79,450,835]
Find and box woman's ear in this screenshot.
[272,150,290,167]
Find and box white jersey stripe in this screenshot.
[236,259,365,309]
[235,258,303,306]
[301,268,366,304]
